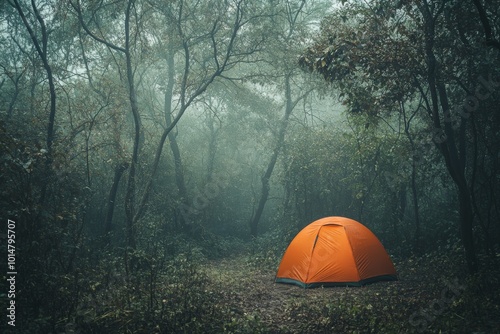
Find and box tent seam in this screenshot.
[304,226,322,284]
[343,225,362,282]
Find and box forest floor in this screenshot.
[203,254,500,333]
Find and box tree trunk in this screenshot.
[420,2,478,273]
[250,151,276,237]
[471,0,500,50]
[458,183,478,272]
[12,0,57,156]
[104,162,129,247]
[164,49,190,228]
[249,74,294,237]
[437,80,478,273]
[12,0,57,231]
[405,125,421,253]
[206,111,218,182]
[410,159,421,253]
[123,0,142,251]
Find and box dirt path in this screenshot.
[204,258,415,333]
[205,259,301,331]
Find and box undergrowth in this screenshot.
[2,236,499,333]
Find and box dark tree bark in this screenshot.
[250,150,277,237]
[11,0,57,157]
[11,0,58,230]
[420,1,478,273]
[249,74,295,237]
[123,0,142,250]
[205,108,219,183]
[104,162,129,247]
[74,0,252,246]
[164,49,189,227]
[410,159,421,253]
[133,0,250,230]
[4,67,26,120]
[248,0,310,236]
[402,102,422,253]
[72,0,142,250]
[471,0,500,50]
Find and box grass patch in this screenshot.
[5,244,499,333]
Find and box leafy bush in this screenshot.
[62,250,256,333]
[246,228,293,271]
[156,254,228,333]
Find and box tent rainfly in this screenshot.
[275,216,397,288]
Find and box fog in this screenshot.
[1,0,499,332]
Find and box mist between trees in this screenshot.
[178,171,232,226]
[1,0,499,333]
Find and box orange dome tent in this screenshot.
[275,216,397,288]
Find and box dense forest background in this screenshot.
[1,0,499,333]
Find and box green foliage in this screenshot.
[1,0,499,332]
[273,248,499,333]
[435,255,500,332]
[285,295,409,333]
[48,252,227,333]
[155,255,227,333]
[299,0,500,266]
[281,122,458,255]
[246,228,294,271]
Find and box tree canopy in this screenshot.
[1,0,499,332]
